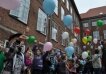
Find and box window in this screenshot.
[37,9,48,35]
[93,31,100,40]
[62,37,65,46]
[51,21,58,41]
[61,7,65,21]
[54,0,58,15]
[103,30,106,39]
[66,0,69,10]
[70,7,72,14]
[83,23,89,27]
[10,0,30,24]
[104,20,106,24]
[92,21,97,26]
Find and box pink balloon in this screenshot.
[43,42,53,52]
[0,0,20,10]
[72,38,77,44]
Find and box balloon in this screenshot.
[87,36,92,42]
[85,29,90,35]
[65,46,74,57]
[62,32,69,39]
[96,20,104,27]
[82,51,88,59]
[83,46,86,49]
[72,38,77,44]
[100,45,103,48]
[69,42,74,47]
[63,15,73,26]
[27,36,36,44]
[98,46,101,50]
[82,37,88,44]
[91,45,93,49]
[43,42,53,52]
[43,0,56,15]
[0,0,20,10]
[93,38,98,44]
[80,60,86,65]
[74,27,80,34]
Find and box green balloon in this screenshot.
[87,36,92,42]
[96,20,104,27]
[27,35,36,44]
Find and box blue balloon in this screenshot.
[63,15,73,26]
[80,60,86,65]
[65,46,75,57]
[43,0,56,15]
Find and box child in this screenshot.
[32,49,43,74]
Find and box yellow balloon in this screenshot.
[82,37,88,44]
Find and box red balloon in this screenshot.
[74,27,80,34]
[85,29,90,35]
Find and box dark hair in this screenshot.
[95,49,99,54]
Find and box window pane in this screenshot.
[51,21,58,40]
[104,20,106,24]
[66,0,69,10]
[103,30,106,39]
[92,21,97,26]
[61,7,64,21]
[93,31,100,40]
[83,23,88,27]
[37,9,47,35]
[70,7,72,14]
[10,0,30,24]
[54,0,58,15]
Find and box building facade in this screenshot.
[0,0,81,51]
[80,6,106,50]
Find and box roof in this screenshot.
[80,6,106,19]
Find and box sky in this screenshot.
[74,0,106,14]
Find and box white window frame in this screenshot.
[83,23,89,27]
[92,21,97,26]
[93,31,100,40]
[104,20,106,24]
[61,7,65,21]
[103,30,106,39]
[10,0,30,24]
[66,0,69,10]
[70,7,72,14]
[54,0,58,15]
[37,8,48,35]
[51,21,58,41]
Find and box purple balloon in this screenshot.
[43,42,53,52]
[0,0,20,10]
[83,46,86,49]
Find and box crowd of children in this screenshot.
[0,33,106,74]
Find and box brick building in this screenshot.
[80,6,106,49]
[0,0,81,51]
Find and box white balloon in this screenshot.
[98,46,101,50]
[100,45,103,48]
[62,32,69,39]
[82,51,88,59]
[93,38,98,44]
[72,38,77,44]
[69,42,74,46]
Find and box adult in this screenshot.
[92,49,102,74]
